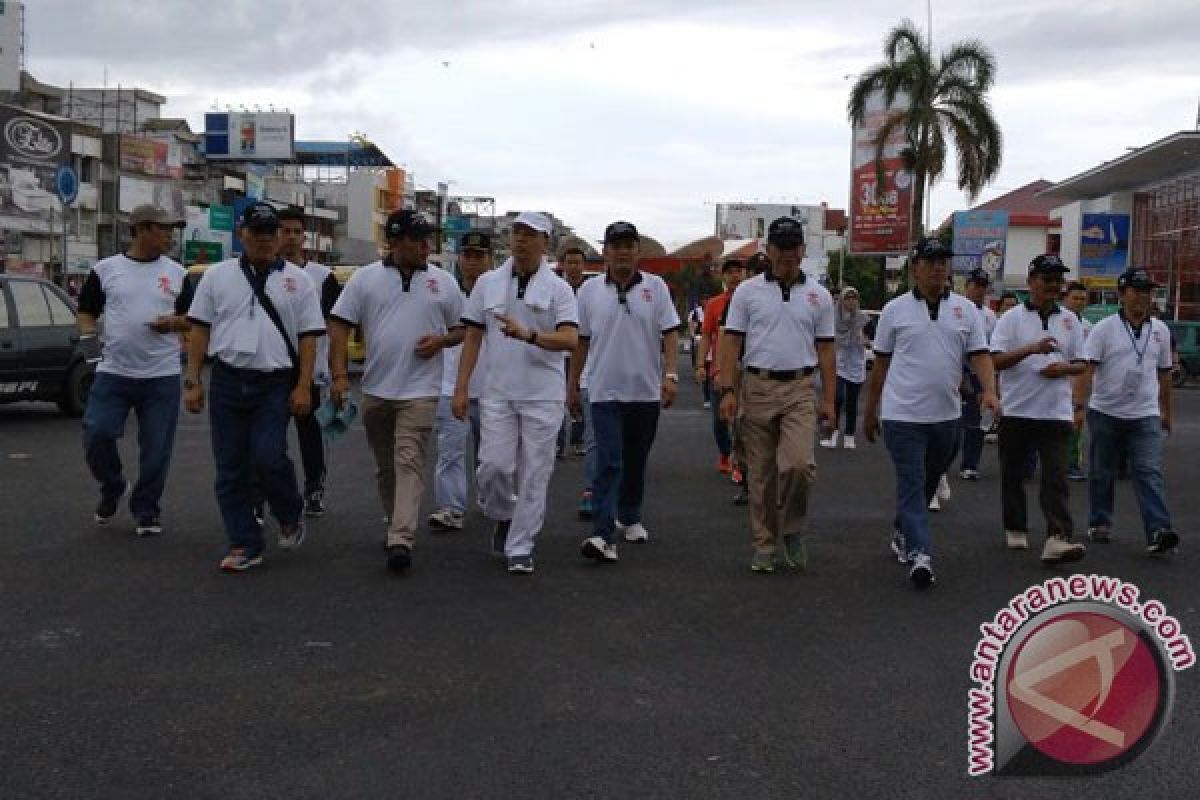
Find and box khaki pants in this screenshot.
[362,395,438,548]
[736,371,817,554]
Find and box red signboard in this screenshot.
[849,90,913,255]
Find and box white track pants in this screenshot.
[476,398,562,557]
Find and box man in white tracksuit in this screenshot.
[453,212,579,574]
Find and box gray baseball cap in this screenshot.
[130,204,185,228]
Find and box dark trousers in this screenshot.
[209,363,302,554]
[835,377,862,436]
[294,384,325,494]
[998,416,1073,537]
[960,392,984,471]
[590,401,661,544]
[82,372,181,520]
[707,378,732,457]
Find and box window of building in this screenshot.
[9,280,54,327]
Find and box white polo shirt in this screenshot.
[187,257,325,371]
[294,260,338,386]
[441,284,487,399]
[577,271,681,403]
[990,303,1085,422]
[974,303,998,343]
[1085,313,1172,419]
[461,260,578,402]
[874,290,989,423]
[723,271,834,371]
[78,254,189,379]
[331,260,463,401]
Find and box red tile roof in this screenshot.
[971,180,1060,226]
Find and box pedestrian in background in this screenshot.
[822,285,868,450]
[1062,280,1093,481]
[958,268,997,480]
[695,258,745,477]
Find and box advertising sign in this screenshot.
[1079,213,1130,278]
[952,210,1009,282]
[119,175,184,219]
[204,112,295,161]
[184,241,222,265]
[184,205,233,264]
[119,135,183,179]
[849,90,913,255]
[714,203,824,241]
[0,103,71,231]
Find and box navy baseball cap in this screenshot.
[460,231,492,251]
[766,217,805,247]
[1118,267,1159,290]
[240,202,280,231]
[385,209,436,238]
[911,237,953,261]
[604,221,640,243]
[1028,254,1069,275]
[965,267,991,286]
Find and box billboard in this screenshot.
[0,103,71,232]
[714,203,824,241]
[119,135,183,179]
[849,90,913,255]
[204,112,294,160]
[184,204,234,264]
[952,210,1009,282]
[1079,213,1130,278]
[119,175,184,219]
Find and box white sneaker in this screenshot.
[1005,530,1029,550]
[937,474,952,503]
[620,522,650,543]
[428,508,465,531]
[1041,535,1086,564]
[581,535,618,562]
[843,435,856,450]
[928,495,941,512]
[819,432,838,449]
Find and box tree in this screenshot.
[847,19,1003,243]
[827,250,888,310]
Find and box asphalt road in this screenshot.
[1,378,1197,799]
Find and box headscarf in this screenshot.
[835,286,867,348]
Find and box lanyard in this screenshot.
[1123,319,1150,366]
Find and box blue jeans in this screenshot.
[959,391,984,471]
[707,378,732,457]
[883,419,960,558]
[1087,411,1172,539]
[580,388,597,492]
[590,401,661,544]
[433,395,481,514]
[209,363,302,555]
[82,372,181,520]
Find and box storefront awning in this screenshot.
[1038,131,1200,203]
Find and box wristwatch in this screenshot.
[665,373,679,383]
[184,378,202,390]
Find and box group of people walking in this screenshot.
[78,205,1180,586]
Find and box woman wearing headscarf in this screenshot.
[821,286,869,449]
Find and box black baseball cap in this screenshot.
[766,217,805,247]
[460,231,492,251]
[1028,253,1069,276]
[240,202,280,232]
[1118,267,1159,290]
[385,209,436,238]
[911,237,953,261]
[604,221,640,243]
[965,267,991,286]
[720,257,745,272]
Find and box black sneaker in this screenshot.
[386,544,412,573]
[94,482,128,526]
[732,487,749,506]
[909,554,936,588]
[492,520,511,559]
[303,489,326,517]
[1147,529,1180,555]
[135,517,163,537]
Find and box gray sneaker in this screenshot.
[507,555,534,574]
[1041,535,1086,564]
[782,535,807,571]
[909,553,936,588]
[750,552,775,573]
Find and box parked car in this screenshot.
[0,274,100,415]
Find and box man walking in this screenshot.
[990,254,1087,564]
[1074,268,1178,554]
[863,238,997,588]
[328,210,464,572]
[454,211,579,574]
[278,206,342,515]
[558,247,591,460]
[958,268,998,480]
[696,258,746,477]
[428,231,492,532]
[79,204,190,536]
[716,217,835,573]
[1062,280,1093,481]
[184,203,326,571]
[571,221,680,564]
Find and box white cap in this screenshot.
[512,211,552,235]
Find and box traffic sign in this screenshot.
[55,165,79,206]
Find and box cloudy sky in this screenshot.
[23,0,1200,246]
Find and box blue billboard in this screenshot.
[952,210,1009,283]
[1079,213,1130,278]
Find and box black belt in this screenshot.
[214,359,295,381]
[745,366,814,381]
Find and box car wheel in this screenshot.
[57,363,93,416]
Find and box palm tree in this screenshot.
[848,19,1003,243]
